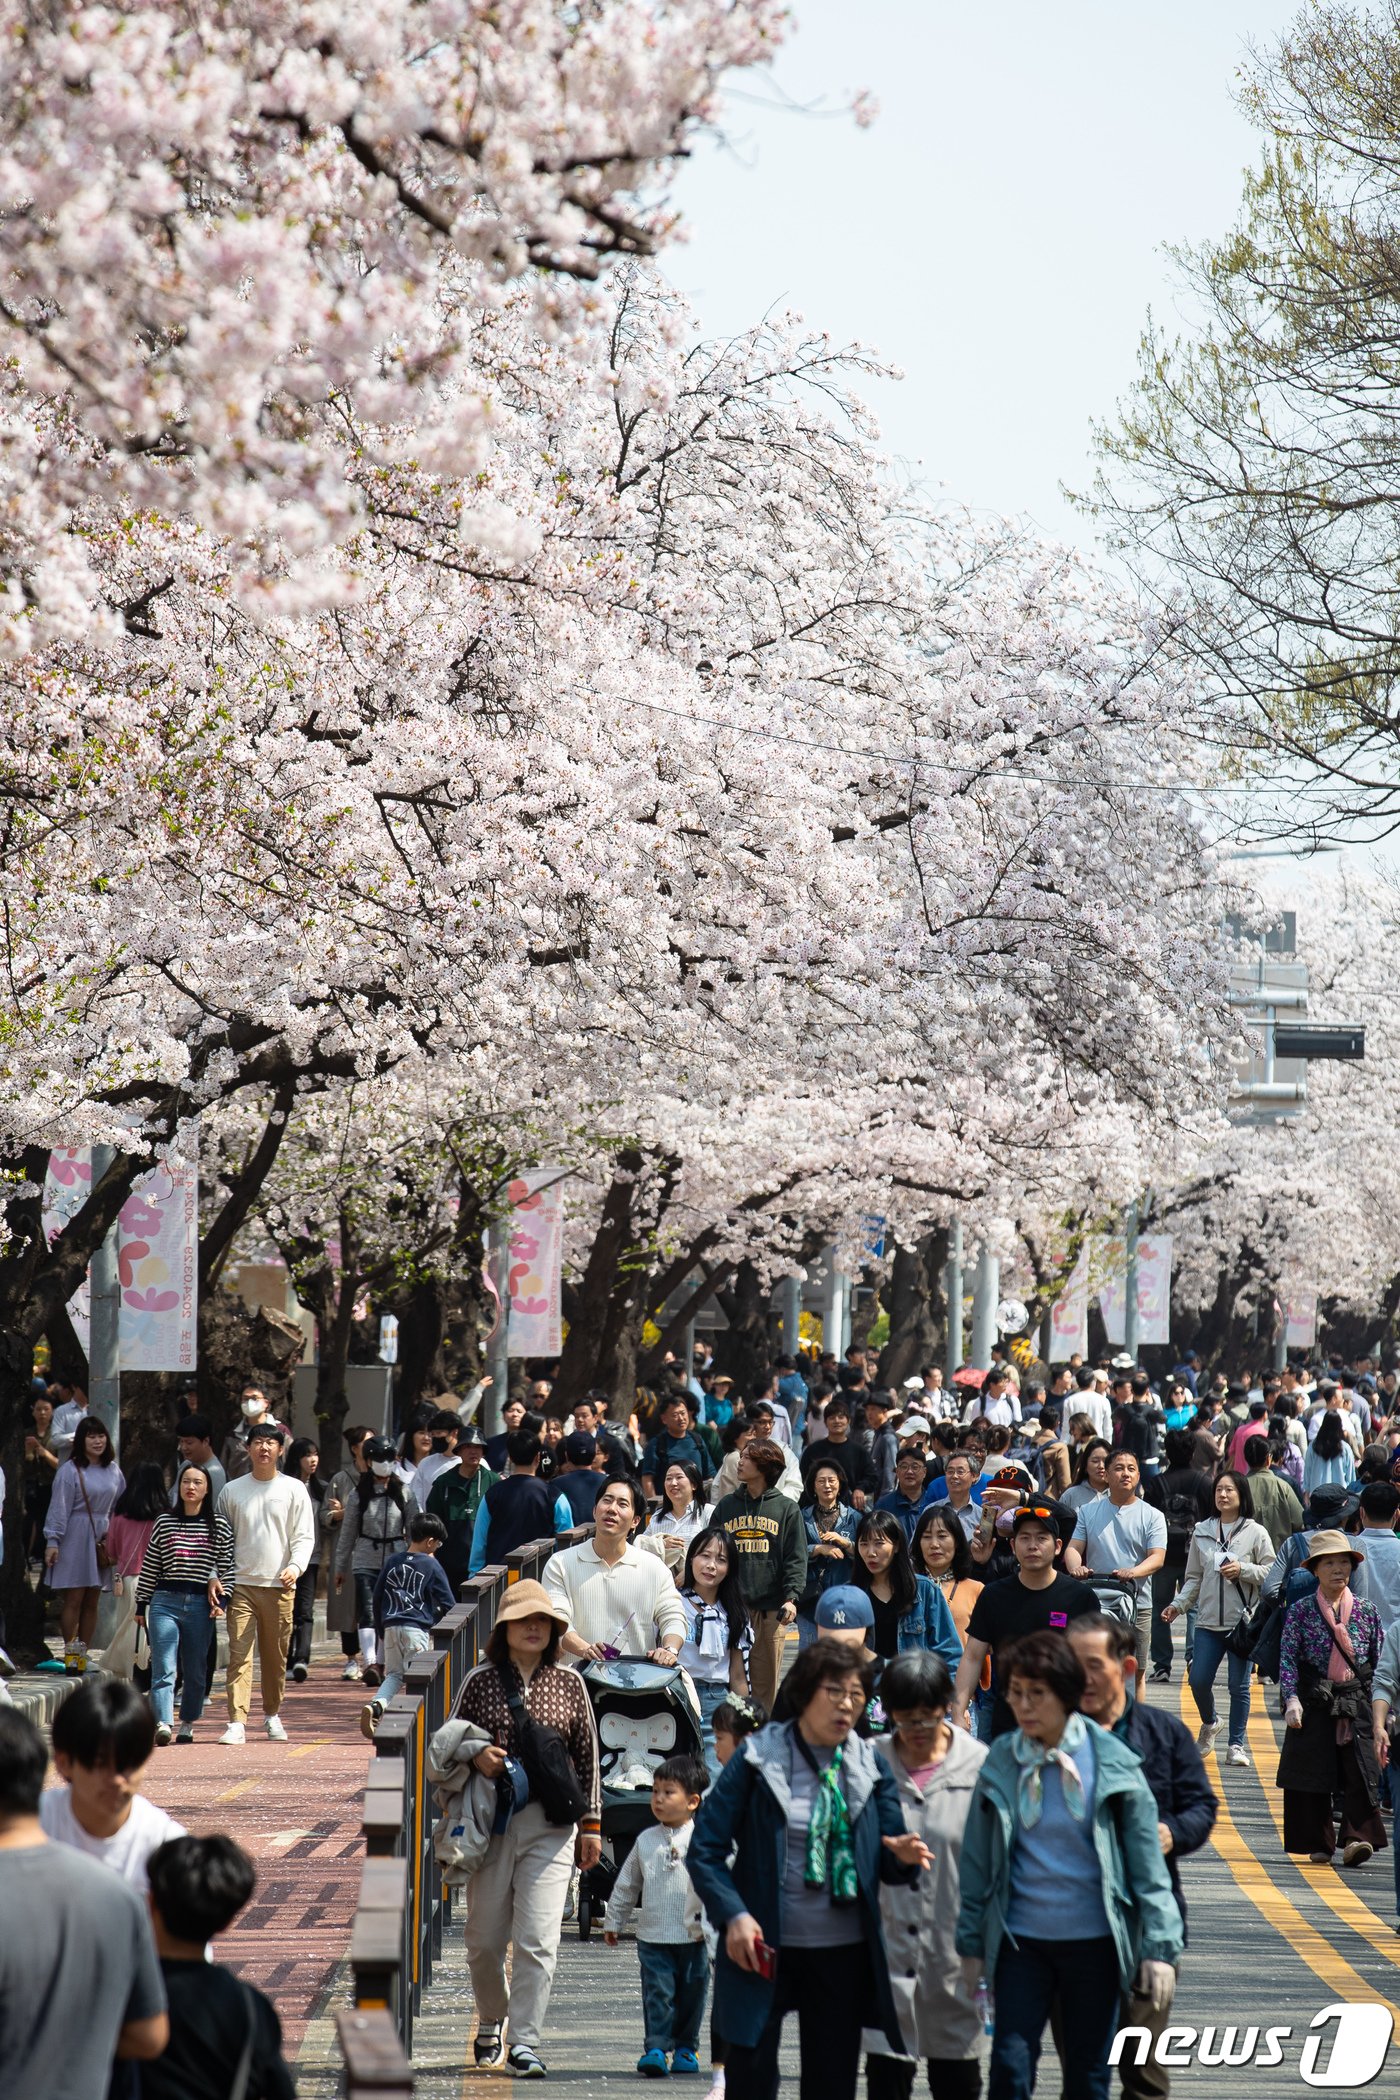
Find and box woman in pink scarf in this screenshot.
[1278,1529,1386,1867]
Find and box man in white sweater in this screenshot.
[214,1422,315,1744]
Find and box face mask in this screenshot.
[242,1400,265,1419]
[371,1461,395,1479]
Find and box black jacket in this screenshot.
[1115,1698,1217,1938]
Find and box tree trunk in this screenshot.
[713,1262,771,1395]
[0,1325,45,1661]
[390,1273,449,1414]
[553,1154,642,1406]
[878,1230,948,1388]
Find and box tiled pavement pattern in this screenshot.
[139,1641,1400,2098]
[139,1669,371,2054]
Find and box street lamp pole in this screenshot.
[88,1144,122,1456]
[945,1221,964,1376]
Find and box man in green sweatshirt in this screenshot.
[710,1436,808,1711]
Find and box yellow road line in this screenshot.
[1177,1675,1400,2016]
[288,1739,332,1758]
[215,1776,260,1803]
[1243,1685,1400,1973]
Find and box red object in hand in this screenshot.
[753,1939,777,1981]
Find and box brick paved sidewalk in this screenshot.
[139,1664,374,2054]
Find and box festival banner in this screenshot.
[1284,1290,1318,1350]
[42,1147,199,1372]
[1049,1251,1089,1358]
[1099,1235,1174,1348]
[505,1171,565,1357]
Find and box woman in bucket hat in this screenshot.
[1278,1529,1387,1868]
[453,1579,601,2076]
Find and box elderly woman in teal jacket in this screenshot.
[955,1629,1183,2100]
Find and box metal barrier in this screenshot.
[341,1523,594,2077]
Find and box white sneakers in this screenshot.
[153,1723,173,1748]
[1224,1744,1250,1767]
[1196,1721,1221,1757]
[219,1717,288,1744]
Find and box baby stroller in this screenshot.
[575,1657,704,1939]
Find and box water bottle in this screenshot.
[974,1979,994,2036]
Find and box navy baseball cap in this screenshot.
[815,1586,875,1631]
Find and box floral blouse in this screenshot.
[1280,1591,1383,1704]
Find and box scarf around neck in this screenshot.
[1012,1709,1089,1827]
[796,1736,857,1905]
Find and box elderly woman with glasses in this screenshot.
[689,1637,932,2100]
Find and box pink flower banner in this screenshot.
[43,1149,198,1372]
[505,1171,564,1358]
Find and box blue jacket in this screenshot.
[1113,1699,1216,1937]
[955,1719,1184,1989]
[874,1484,940,1545]
[896,1575,964,1669]
[688,1720,917,2051]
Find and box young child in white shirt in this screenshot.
[603,1753,710,2077]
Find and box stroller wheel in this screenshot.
[578,1885,593,1940]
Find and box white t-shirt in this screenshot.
[39,1787,185,1891]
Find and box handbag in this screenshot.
[77,1471,114,1571]
[497,1667,587,1827]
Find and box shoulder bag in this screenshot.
[497,1667,587,1827]
[77,1469,114,1571]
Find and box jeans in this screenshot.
[148,1587,213,1727]
[381,1622,430,1702]
[695,1680,732,1781]
[637,1941,708,2056]
[1188,1625,1253,1745]
[290,1563,319,1670]
[990,1934,1120,2100]
[727,1941,871,2100]
[797,1613,818,1652]
[1148,1569,1195,1674]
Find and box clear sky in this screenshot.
[668,0,1301,551]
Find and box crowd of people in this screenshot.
[15,1337,1400,2098]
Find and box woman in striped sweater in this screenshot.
[136,1465,235,1745]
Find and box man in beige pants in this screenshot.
[214,1422,315,1745]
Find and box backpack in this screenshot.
[498,1668,587,1827]
[1162,1486,1201,1552]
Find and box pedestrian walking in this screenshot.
[322,1424,373,1679]
[0,1708,168,2100]
[1303,1412,1356,1497]
[955,1630,1183,2100]
[333,1435,419,1683]
[950,1503,1097,1740]
[687,1639,932,2100]
[852,1511,962,1667]
[136,1464,235,1745]
[142,1833,296,2100]
[797,1459,860,1647]
[284,1436,326,1683]
[545,1476,689,1663]
[1279,1529,1387,1868]
[215,1421,316,1746]
[220,1387,290,1483]
[41,1677,185,1889]
[642,1461,710,1572]
[1065,1452,1167,1681]
[676,1527,753,1778]
[22,1390,59,1565]
[1163,1470,1273,1767]
[456,1580,601,2078]
[1067,1615,1217,2098]
[1143,1431,1215,1685]
[710,1437,808,1710]
[361,1512,456,1738]
[603,1752,712,2076]
[44,1416,125,1674]
[1060,1439,1111,1517]
[100,1463,167,1680]
[861,1652,988,2100]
